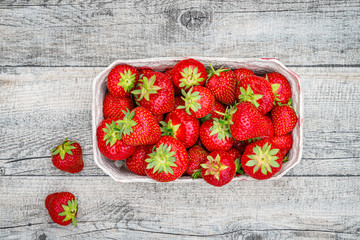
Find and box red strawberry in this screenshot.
[178,86,215,119]
[233,140,247,154]
[205,66,236,105]
[174,96,185,109]
[204,101,226,121]
[236,76,275,115]
[241,140,283,180]
[271,134,293,157]
[200,150,236,187]
[234,68,255,83]
[227,147,241,161]
[103,92,134,120]
[152,113,164,124]
[229,102,268,141]
[145,136,189,182]
[171,58,207,90]
[96,118,136,160]
[160,109,199,148]
[138,69,155,75]
[51,139,84,173]
[263,72,292,105]
[126,145,154,176]
[117,107,161,146]
[227,147,244,176]
[165,69,182,95]
[186,145,208,178]
[45,192,78,226]
[271,102,298,136]
[132,72,175,115]
[200,119,234,152]
[107,64,139,98]
[246,115,274,143]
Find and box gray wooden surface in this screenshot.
[1,1,359,239]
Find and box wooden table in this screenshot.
[1,1,359,239]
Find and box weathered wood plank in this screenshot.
[0,0,359,66]
[1,66,360,178]
[0,176,359,239]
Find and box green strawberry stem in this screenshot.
[160,120,180,137]
[102,121,122,146]
[58,198,78,226]
[207,64,230,78]
[51,139,76,160]
[131,75,161,101]
[234,158,244,176]
[209,118,232,142]
[116,109,137,137]
[145,143,178,175]
[179,66,204,89]
[118,69,137,92]
[191,169,202,179]
[177,88,202,115]
[245,142,280,175]
[201,154,228,180]
[238,85,263,108]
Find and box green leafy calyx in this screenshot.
[160,119,180,137]
[245,142,280,175]
[234,158,244,176]
[209,118,232,142]
[51,139,76,160]
[207,64,230,78]
[238,85,263,108]
[200,154,228,180]
[117,69,137,92]
[177,88,202,115]
[58,198,78,226]
[145,143,178,175]
[116,109,137,137]
[102,121,122,147]
[179,66,204,89]
[131,75,161,101]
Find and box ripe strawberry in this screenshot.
[227,147,244,176]
[152,113,164,124]
[246,115,274,143]
[233,68,255,83]
[201,101,226,122]
[51,139,83,173]
[107,64,139,98]
[160,109,199,148]
[171,58,207,90]
[126,145,154,176]
[186,145,208,178]
[227,147,241,161]
[178,86,215,119]
[96,118,136,160]
[165,69,182,95]
[271,134,293,157]
[117,107,161,146]
[145,136,189,182]
[103,92,134,120]
[45,192,78,226]
[138,69,154,75]
[263,72,292,105]
[241,140,283,180]
[229,102,268,141]
[233,140,247,154]
[236,76,275,115]
[200,150,236,187]
[271,101,298,136]
[132,72,175,115]
[205,65,236,105]
[174,96,185,109]
[200,119,234,152]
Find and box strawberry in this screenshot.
[229,102,268,141]
[271,100,298,136]
[117,107,161,146]
[51,139,83,173]
[45,192,78,226]
[132,72,175,115]
[271,134,293,157]
[227,147,244,176]
[201,101,226,122]
[205,65,236,105]
[171,58,207,90]
[145,136,189,182]
[107,64,139,98]
[165,69,182,95]
[138,69,155,75]
[152,113,164,124]
[234,68,255,83]
[241,140,283,180]
[96,118,136,160]
[186,145,208,178]
[227,147,241,161]
[200,119,234,152]
[174,96,185,109]
[177,86,215,119]
[160,109,199,148]
[233,140,247,154]
[103,92,134,120]
[126,145,154,176]
[246,115,274,143]
[200,150,236,187]
[263,72,292,105]
[236,76,275,115]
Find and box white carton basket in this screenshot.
[92,57,303,182]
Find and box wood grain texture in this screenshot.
[1,0,359,67]
[0,176,359,239]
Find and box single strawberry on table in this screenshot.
[241,140,283,180]
[160,109,199,148]
[271,99,298,136]
[200,150,236,187]
[186,145,208,179]
[263,72,292,105]
[51,139,84,173]
[103,92,134,120]
[205,65,236,105]
[107,64,139,98]
[96,118,136,160]
[200,118,234,152]
[45,192,78,226]
[171,58,207,90]
[126,144,155,176]
[132,72,175,115]
[145,136,189,182]
[177,86,215,119]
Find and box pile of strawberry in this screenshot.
[96,58,298,187]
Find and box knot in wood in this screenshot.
[180,9,211,31]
